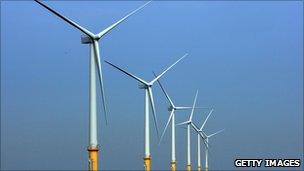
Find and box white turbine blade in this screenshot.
[200,130,208,138]
[150,53,188,85]
[200,109,214,131]
[147,87,159,139]
[175,106,210,110]
[104,60,148,85]
[92,41,108,124]
[152,72,175,107]
[97,1,152,38]
[200,131,209,149]
[35,0,94,38]
[191,122,200,132]
[199,131,207,141]
[189,90,199,121]
[176,120,190,126]
[159,110,174,144]
[202,136,209,149]
[208,129,225,138]
[175,106,192,110]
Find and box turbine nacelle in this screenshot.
[81,35,102,44]
[81,35,93,44]
[138,83,152,89]
[168,105,174,111]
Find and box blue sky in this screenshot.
[1,1,303,170]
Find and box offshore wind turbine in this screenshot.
[176,90,200,171]
[156,79,208,171]
[34,1,151,170]
[105,54,187,171]
[191,123,207,171]
[202,130,224,171]
[196,110,224,171]
[194,109,214,171]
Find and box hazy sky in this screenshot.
[1,1,303,170]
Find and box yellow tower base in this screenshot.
[88,146,99,171]
[205,167,208,171]
[186,164,191,171]
[198,166,202,171]
[144,156,151,171]
[171,161,176,171]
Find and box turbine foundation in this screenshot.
[144,155,151,171]
[88,146,99,171]
[186,164,191,171]
[171,160,176,171]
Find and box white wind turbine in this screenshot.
[156,78,209,171]
[34,1,151,170]
[197,110,224,171]
[202,129,224,171]
[176,90,201,171]
[193,109,214,171]
[105,54,188,170]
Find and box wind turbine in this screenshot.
[203,130,224,171]
[105,54,187,171]
[156,79,208,171]
[195,109,214,171]
[197,109,224,171]
[176,90,200,171]
[34,1,151,170]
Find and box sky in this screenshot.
[1,1,303,170]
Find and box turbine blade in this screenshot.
[176,120,190,126]
[104,60,148,85]
[191,122,199,132]
[97,1,152,38]
[200,130,208,138]
[147,87,159,139]
[159,110,174,144]
[208,129,225,138]
[200,109,214,130]
[202,136,209,149]
[150,53,188,85]
[175,106,210,110]
[189,90,199,121]
[92,41,108,125]
[152,71,175,107]
[34,0,94,38]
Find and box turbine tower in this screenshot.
[156,79,208,171]
[177,90,200,171]
[105,54,187,171]
[34,1,151,170]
